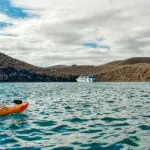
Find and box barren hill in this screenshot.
[0,53,150,82]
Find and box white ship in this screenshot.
[76,75,96,82]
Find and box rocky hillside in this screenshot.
[0,53,150,82]
[0,52,52,82]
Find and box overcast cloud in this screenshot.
[0,0,150,66]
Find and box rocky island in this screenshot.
[0,52,150,82]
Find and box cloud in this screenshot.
[0,0,150,66]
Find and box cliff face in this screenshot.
[0,53,150,82]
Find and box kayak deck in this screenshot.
[0,102,29,116]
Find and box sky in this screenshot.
[0,0,150,67]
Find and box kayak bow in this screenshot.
[0,102,29,116]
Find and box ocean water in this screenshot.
[0,82,150,150]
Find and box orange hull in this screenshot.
[0,102,29,116]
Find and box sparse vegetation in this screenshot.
[0,53,150,82]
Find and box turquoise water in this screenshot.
[0,83,150,150]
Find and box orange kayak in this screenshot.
[0,102,29,116]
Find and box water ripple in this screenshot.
[0,82,149,149]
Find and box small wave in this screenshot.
[88,123,104,128]
[16,128,42,135]
[0,134,9,140]
[72,141,82,145]
[51,125,68,132]
[16,135,42,141]
[34,120,57,127]
[135,105,143,108]
[80,142,123,149]
[51,125,78,133]
[139,125,150,130]
[101,117,127,122]
[127,130,136,134]
[111,123,129,127]
[0,138,17,145]
[65,106,72,109]
[106,100,115,103]
[64,117,88,123]
[118,136,140,147]
[52,147,73,150]
[140,115,150,118]
[81,129,102,134]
